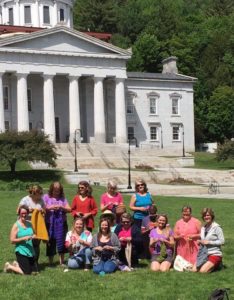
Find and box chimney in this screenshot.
[162,56,178,74]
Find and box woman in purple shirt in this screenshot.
[43,182,71,266]
[149,214,174,272]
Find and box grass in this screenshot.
[0,167,233,299]
[0,169,233,299]
[192,152,234,170]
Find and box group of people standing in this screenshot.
[4,179,225,275]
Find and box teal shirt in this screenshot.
[15,221,35,257]
[134,192,152,220]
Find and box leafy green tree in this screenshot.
[0,131,57,173]
[206,86,234,143]
[216,140,234,161]
[74,0,120,32]
[127,33,162,72]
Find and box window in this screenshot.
[172,98,179,115]
[8,7,13,25]
[27,89,32,111]
[43,6,50,24]
[150,126,158,140]
[172,126,180,141]
[24,6,31,24]
[149,97,157,114]
[5,121,10,131]
[3,86,9,110]
[128,127,134,140]
[29,122,33,131]
[127,97,134,115]
[59,8,64,22]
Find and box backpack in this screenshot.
[208,288,230,300]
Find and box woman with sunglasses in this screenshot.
[17,184,45,265]
[71,181,98,232]
[193,208,224,273]
[43,181,71,266]
[91,218,120,274]
[130,179,153,228]
[150,214,174,272]
[115,213,143,270]
[4,205,37,275]
[65,217,92,271]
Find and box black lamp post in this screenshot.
[127,137,137,189]
[74,129,81,172]
[181,124,185,157]
[161,126,163,149]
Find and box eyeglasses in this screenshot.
[20,212,28,216]
[136,184,144,187]
[122,221,130,224]
[78,186,85,190]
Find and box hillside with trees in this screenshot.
[73,0,234,146]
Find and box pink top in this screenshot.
[100,192,123,210]
[174,217,201,264]
[118,227,131,246]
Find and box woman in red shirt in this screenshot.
[71,181,98,232]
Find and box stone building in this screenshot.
[0,0,196,153]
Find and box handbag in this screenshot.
[173,255,193,272]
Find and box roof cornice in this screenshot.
[0,26,131,57]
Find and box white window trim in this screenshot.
[126,91,137,115]
[5,120,10,131]
[147,91,160,116]
[170,92,182,116]
[171,123,182,142]
[149,125,160,142]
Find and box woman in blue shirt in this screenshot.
[130,179,153,228]
[4,205,37,275]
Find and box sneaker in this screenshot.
[4,262,10,273]
[59,264,67,268]
[122,266,131,272]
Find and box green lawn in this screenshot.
[192,152,234,170]
[0,170,233,300]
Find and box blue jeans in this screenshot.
[68,248,92,269]
[93,260,117,274]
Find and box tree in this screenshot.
[216,140,234,161]
[127,33,162,72]
[205,86,234,143]
[0,131,57,173]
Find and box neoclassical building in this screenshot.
[0,0,196,152]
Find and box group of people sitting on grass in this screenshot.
[4,179,225,275]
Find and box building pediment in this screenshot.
[0,26,131,58]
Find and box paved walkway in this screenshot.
[64,168,234,199]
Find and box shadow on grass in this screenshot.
[0,169,63,184]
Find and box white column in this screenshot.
[17,73,29,131]
[0,73,5,132]
[94,77,105,143]
[43,75,55,142]
[69,76,80,142]
[34,0,40,27]
[115,78,127,143]
[53,1,58,26]
[15,0,20,25]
